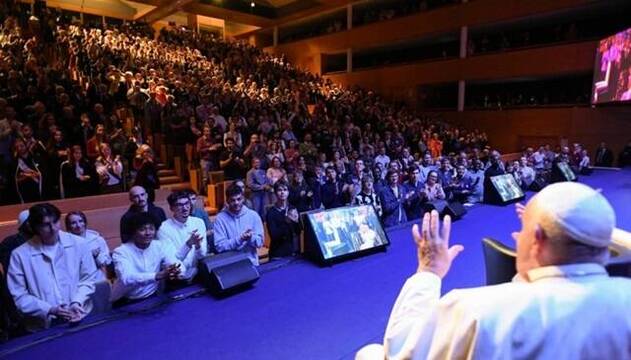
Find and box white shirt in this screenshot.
[157,217,207,280]
[375,263,631,360]
[374,154,391,170]
[111,241,183,300]
[7,231,97,329]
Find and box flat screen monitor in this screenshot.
[591,27,631,104]
[490,174,525,203]
[305,205,389,262]
[554,161,577,182]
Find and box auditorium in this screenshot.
[0,0,630,359]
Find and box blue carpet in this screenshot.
[2,169,630,360]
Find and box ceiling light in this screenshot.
[251,1,255,7]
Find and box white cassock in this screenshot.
[357,263,631,360]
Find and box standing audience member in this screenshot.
[424,170,447,202]
[321,166,344,209]
[403,165,426,221]
[594,142,614,167]
[133,146,159,202]
[60,145,98,198]
[65,211,111,281]
[266,181,301,258]
[219,138,245,181]
[288,171,314,212]
[7,204,97,330]
[379,170,410,227]
[120,186,167,243]
[358,182,631,360]
[12,138,43,203]
[185,189,214,253]
[246,157,271,218]
[112,213,183,303]
[157,191,208,281]
[214,183,264,265]
[354,176,383,218]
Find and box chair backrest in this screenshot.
[481,238,517,285]
[91,280,112,315]
[605,253,631,278]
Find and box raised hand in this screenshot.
[413,210,464,279]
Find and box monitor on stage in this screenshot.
[485,174,525,205]
[304,205,389,264]
[552,161,578,182]
[591,27,631,104]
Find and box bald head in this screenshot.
[129,186,148,210]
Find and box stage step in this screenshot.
[160,175,182,185]
[158,169,176,177]
[161,182,191,191]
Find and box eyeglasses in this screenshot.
[173,201,190,208]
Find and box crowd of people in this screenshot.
[0,1,629,344]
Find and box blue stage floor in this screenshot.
[2,169,630,360]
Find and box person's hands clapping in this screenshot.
[413,210,464,279]
[186,230,203,249]
[240,229,253,242]
[49,305,75,321]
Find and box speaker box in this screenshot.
[198,252,259,295]
[529,176,548,191]
[444,201,467,220]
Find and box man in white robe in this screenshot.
[357,182,631,359]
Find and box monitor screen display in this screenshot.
[490,174,525,202]
[592,27,631,104]
[556,162,577,181]
[307,205,389,260]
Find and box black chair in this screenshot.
[482,238,631,283]
[481,238,516,285]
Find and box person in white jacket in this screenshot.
[8,204,97,330]
[357,182,631,360]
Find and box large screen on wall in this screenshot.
[591,27,631,104]
[305,205,389,262]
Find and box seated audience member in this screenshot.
[7,204,97,330]
[424,170,447,202]
[12,138,43,203]
[246,157,271,218]
[65,211,111,281]
[120,186,167,243]
[219,137,245,180]
[357,182,631,360]
[321,166,345,209]
[288,171,314,212]
[157,191,208,281]
[112,213,184,303]
[133,146,160,202]
[403,165,426,221]
[94,143,124,194]
[266,181,301,257]
[214,183,264,265]
[379,170,410,227]
[449,164,474,203]
[60,145,99,198]
[185,189,214,252]
[354,176,383,218]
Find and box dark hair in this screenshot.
[408,164,419,173]
[167,190,190,207]
[65,210,87,230]
[25,203,61,237]
[225,182,244,198]
[182,188,197,196]
[128,212,159,235]
[386,170,399,180]
[273,180,289,193]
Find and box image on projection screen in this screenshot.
[592,27,631,104]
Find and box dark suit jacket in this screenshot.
[379,184,408,227]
